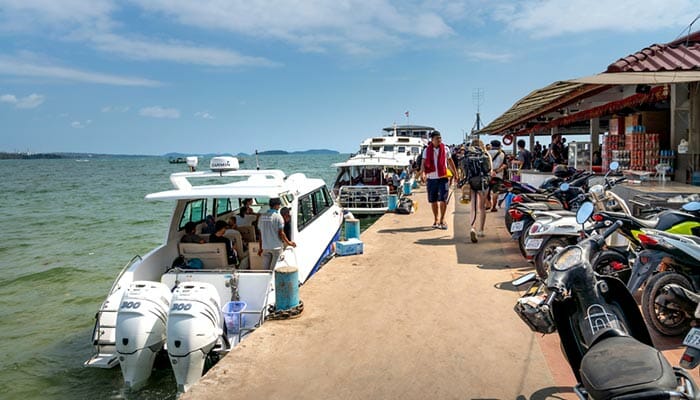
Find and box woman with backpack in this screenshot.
[461,139,493,243]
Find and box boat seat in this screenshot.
[236,225,257,243]
[178,243,233,269]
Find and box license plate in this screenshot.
[511,221,524,232]
[525,238,543,250]
[683,328,700,349]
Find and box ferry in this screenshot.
[85,157,343,392]
[332,124,434,215]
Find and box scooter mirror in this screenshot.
[609,161,620,171]
[681,201,700,212]
[511,272,537,286]
[560,183,570,192]
[576,201,595,225]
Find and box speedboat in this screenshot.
[85,156,343,392]
[332,124,432,215]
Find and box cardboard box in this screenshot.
[336,238,364,256]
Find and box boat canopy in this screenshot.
[332,156,411,168]
[145,169,319,201]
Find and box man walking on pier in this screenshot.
[420,131,457,230]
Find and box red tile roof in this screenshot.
[607,31,700,72]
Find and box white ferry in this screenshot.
[332,124,434,215]
[85,157,342,392]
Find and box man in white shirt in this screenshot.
[257,198,296,270]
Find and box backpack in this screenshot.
[395,198,413,214]
[461,146,491,192]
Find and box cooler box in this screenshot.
[222,301,247,334]
[335,238,364,256]
[387,194,398,211]
[402,181,412,195]
[344,218,360,240]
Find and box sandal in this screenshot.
[490,208,498,212]
[432,223,440,229]
[439,223,448,230]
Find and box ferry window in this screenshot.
[179,199,206,230]
[372,146,381,151]
[298,195,314,230]
[312,189,328,214]
[397,146,405,153]
[383,145,394,152]
[216,198,231,216]
[322,187,334,206]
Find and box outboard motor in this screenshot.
[167,282,224,392]
[116,281,172,390]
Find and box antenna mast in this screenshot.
[470,88,485,141]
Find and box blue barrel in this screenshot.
[412,180,420,189]
[403,181,412,195]
[275,267,299,310]
[344,218,360,240]
[387,194,398,211]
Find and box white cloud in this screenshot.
[139,106,180,119]
[101,105,130,112]
[71,119,92,128]
[493,0,697,38]
[0,92,45,108]
[126,0,455,54]
[0,56,162,87]
[467,50,513,63]
[88,33,278,67]
[194,111,214,120]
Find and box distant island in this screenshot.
[257,149,339,155]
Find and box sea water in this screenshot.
[0,154,373,399]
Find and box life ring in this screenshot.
[502,134,514,146]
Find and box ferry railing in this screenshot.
[338,185,390,210]
[108,255,142,295]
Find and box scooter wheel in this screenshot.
[535,237,569,279]
[642,272,694,337]
[518,222,533,258]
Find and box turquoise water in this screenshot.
[0,154,351,399]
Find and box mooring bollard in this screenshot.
[275,266,299,311]
[344,217,360,240]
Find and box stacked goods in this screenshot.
[625,132,660,172]
[602,134,626,173]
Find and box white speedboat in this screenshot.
[85,157,342,392]
[332,124,433,215]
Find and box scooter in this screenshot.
[512,203,700,399]
[627,228,700,336]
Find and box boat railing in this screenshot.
[108,255,142,295]
[338,185,390,210]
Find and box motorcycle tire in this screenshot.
[641,272,694,337]
[505,212,513,233]
[518,221,533,258]
[535,237,570,279]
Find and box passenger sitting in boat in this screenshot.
[227,216,237,230]
[209,220,238,265]
[181,221,205,244]
[236,198,259,226]
[201,215,216,234]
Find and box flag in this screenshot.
[405,111,409,117]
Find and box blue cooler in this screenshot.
[402,181,412,195]
[387,194,398,211]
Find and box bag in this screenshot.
[395,198,413,214]
[463,146,490,191]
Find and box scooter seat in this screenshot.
[580,336,678,399]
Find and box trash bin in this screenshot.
[222,301,247,334]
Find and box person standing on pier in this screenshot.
[420,131,457,230]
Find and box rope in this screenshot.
[265,300,304,320]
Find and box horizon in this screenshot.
[1,1,697,154]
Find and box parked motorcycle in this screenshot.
[512,202,699,399]
[629,228,700,336]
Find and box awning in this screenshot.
[478,82,607,135]
[571,71,700,85]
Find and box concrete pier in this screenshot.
[183,187,686,400]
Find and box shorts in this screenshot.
[427,178,449,203]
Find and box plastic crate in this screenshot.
[336,238,364,256]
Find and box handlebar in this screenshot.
[542,290,557,311]
[595,220,623,247]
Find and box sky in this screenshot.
[0,0,699,155]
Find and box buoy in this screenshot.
[274,267,299,311]
[503,134,514,146]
